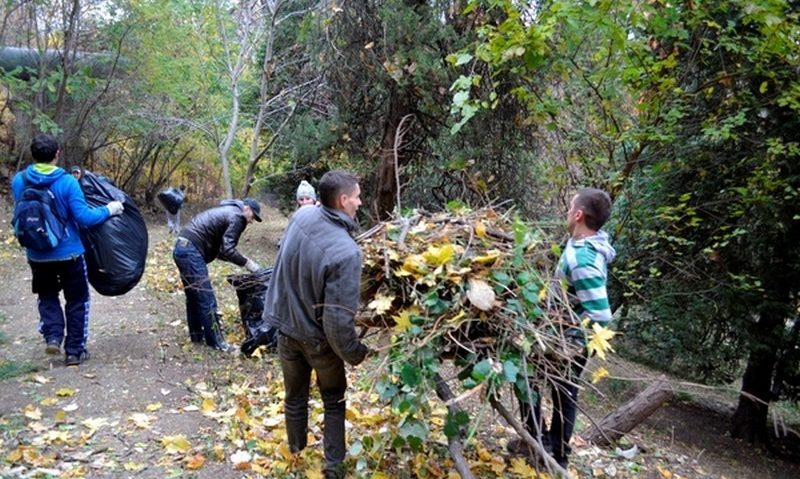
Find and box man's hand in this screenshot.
[245,259,261,272]
[106,201,124,216]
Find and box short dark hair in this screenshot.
[319,170,359,208]
[31,134,59,163]
[574,188,612,231]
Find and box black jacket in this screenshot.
[179,200,249,266]
[262,205,367,366]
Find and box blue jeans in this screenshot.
[172,238,225,346]
[29,256,90,356]
[278,333,347,477]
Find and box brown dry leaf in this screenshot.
[184,453,206,470]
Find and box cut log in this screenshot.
[433,373,476,479]
[582,375,674,446]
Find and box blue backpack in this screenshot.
[12,176,68,251]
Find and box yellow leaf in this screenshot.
[31,375,50,384]
[278,442,293,461]
[592,367,610,383]
[587,323,616,360]
[6,446,25,463]
[161,434,192,454]
[476,445,493,461]
[123,462,145,472]
[146,402,162,412]
[367,294,395,315]
[306,469,325,479]
[40,397,58,407]
[509,457,537,476]
[474,220,487,238]
[54,410,66,423]
[399,254,427,276]
[201,398,216,414]
[392,306,421,333]
[81,417,109,436]
[184,453,206,470]
[471,249,501,264]
[422,244,455,266]
[372,473,392,479]
[23,405,42,420]
[657,464,673,478]
[55,388,75,397]
[129,413,153,429]
[538,286,548,302]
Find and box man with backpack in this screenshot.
[11,134,124,366]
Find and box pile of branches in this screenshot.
[356,207,606,478]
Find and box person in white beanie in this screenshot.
[296,180,317,208]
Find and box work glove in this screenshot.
[107,201,124,217]
[245,259,261,272]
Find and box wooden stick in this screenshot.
[433,373,476,479]
[489,396,572,479]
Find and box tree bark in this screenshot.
[373,86,412,219]
[731,301,784,443]
[582,376,674,446]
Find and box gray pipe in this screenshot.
[0,46,128,79]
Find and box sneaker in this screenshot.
[65,351,90,366]
[45,340,61,355]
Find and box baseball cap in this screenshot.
[242,198,262,222]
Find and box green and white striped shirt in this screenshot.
[557,231,616,325]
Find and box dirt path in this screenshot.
[0,203,287,478]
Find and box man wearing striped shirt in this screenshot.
[510,188,616,469]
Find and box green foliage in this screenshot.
[0,360,41,381]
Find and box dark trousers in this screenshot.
[278,333,347,476]
[520,353,587,462]
[172,239,224,346]
[29,256,90,356]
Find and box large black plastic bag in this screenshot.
[157,187,185,215]
[226,268,277,356]
[79,171,148,296]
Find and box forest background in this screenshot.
[0,0,799,476]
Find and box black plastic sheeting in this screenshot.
[226,268,277,356]
[157,187,185,215]
[79,171,148,296]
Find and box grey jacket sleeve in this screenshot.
[218,215,248,266]
[322,250,368,366]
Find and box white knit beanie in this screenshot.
[296,180,316,201]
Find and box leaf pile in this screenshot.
[357,207,616,460]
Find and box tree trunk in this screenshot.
[373,86,412,219]
[582,376,674,446]
[731,301,784,443]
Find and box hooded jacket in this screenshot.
[262,205,367,366]
[557,230,617,325]
[12,164,111,262]
[178,200,250,266]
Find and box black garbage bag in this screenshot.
[157,187,185,215]
[78,171,149,296]
[226,267,277,356]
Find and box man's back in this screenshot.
[264,205,365,364]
